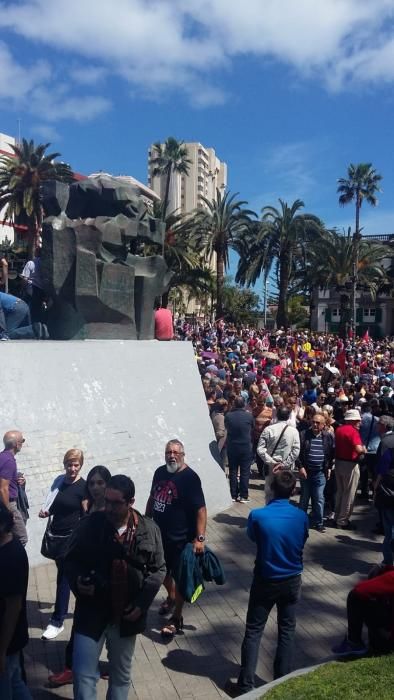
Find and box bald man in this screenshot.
[0,430,27,545]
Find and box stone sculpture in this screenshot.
[40,175,171,339]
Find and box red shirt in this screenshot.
[154,308,173,340]
[335,424,362,461]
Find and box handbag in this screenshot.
[40,516,71,561]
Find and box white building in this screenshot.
[0,132,16,243]
[147,141,227,215]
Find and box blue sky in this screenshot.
[1,0,394,296]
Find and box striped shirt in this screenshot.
[306,435,325,471]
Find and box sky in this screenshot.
[1,0,394,295]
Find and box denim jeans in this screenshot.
[237,574,301,692]
[5,300,35,339]
[51,558,70,626]
[381,508,394,565]
[228,449,252,500]
[299,471,326,527]
[0,652,32,700]
[73,626,136,700]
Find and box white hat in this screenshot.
[344,409,361,421]
[327,387,335,394]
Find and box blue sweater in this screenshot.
[247,500,309,580]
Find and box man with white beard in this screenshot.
[145,440,207,638]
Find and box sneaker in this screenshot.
[231,497,238,502]
[0,332,9,341]
[314,524,326,532]
[41,624,64,640]
[326,519,337,528]
[48,668,73,686]
[332,637,367,657]
[239,498,250,504]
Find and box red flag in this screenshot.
[362,329,369,342]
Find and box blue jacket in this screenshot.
[175,543,226,603]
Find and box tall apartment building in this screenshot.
[147,141,227,319]
[147,141,227,215]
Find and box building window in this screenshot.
[332,308,341,320]
[363,308,376,320]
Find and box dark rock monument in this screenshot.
[40,174,171,339]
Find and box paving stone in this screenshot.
[26,480,380,699]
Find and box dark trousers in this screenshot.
[347,589,393,652]
[51,559,71,627]
[359,453,376,497]
[238,574,301,692]
[324,470,336,513]
[228,450,252,500]
[30,286,46,323]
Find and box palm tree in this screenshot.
[151,202,213,308]
[193,189,256,318]
[301,229,390,338]
[150,137,191,220]
[0,139,74,258]
[236,199,323,328]
[337,163,383,334]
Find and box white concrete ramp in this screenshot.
[0,340,231,565]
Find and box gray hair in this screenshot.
[379,415,394,430]
[166,439,185,453]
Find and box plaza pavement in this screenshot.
[25,473,380,700]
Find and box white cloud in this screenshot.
[31,123,61,142]
[0,0,394,110]
[69,65,108,86]
[0,41,111,125]
[0,41,50,100]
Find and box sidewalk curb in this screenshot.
[235,657,334,699]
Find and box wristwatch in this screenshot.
[197,534,206,542]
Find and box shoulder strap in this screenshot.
[270,425,288,457]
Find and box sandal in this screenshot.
[161,615,184,639]
[158,598,176,616]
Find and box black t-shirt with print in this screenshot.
[49,478,86,535]
[150,465,205,544]
[0,537,29,654]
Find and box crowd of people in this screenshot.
[0,434,210,700]
[2,319,394,698]
[190,320,394,692]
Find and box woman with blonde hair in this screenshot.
[39,448,86,641]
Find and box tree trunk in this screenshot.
[339,293,351,340]
[216,251,224,319]
[276,253,290,328]
[163,166,172,220]
[350,192,361,337]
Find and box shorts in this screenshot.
[162,540,186,577]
